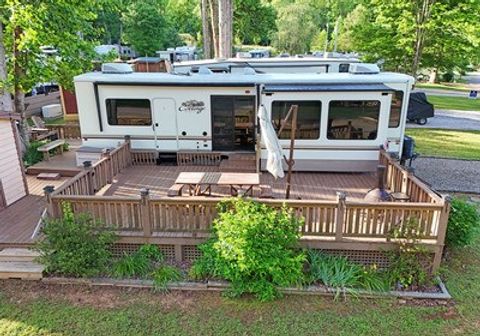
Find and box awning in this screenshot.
[262,83,394,93]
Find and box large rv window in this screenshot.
[389,91,403,128]
[106,99,152,126]
[327,100,380,140]
[271,101,321,139]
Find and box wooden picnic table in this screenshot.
[174,172,260,196]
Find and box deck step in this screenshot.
[0,248,40,262]
[0,261,44,280]
[36,172,61,180]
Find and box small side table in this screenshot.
[390,192,410,202]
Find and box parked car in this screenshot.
[407,92,434,125]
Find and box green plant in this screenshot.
[36,202,117,277]
[152,265,182,292]
[387,218,430,289]
[190,198,306,301]
[23,140,47,166]
[446,198,480,247]
[306,250,387,299]
[62,142,70,152]
[112,244,164,278]
[112,252,152,278]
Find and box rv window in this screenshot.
[106,99,152,126]
[388,91,403,128]
[327,100,380,140]
[339,64,350,73]
[271,101,321,139]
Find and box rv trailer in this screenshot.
[172,56,361,75]
[74,63,414,172]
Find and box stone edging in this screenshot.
[41,276,452,301]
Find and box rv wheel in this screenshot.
[416,118,428,125]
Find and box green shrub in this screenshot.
[36,202,117,277]
[112,244,164,278]
[387,218,430,289]
[152,265,182,291]
[23,140,47,166]
[446,198,480,247]
[190,198,305,301]
[306,250,387,298]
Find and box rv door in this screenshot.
[153,98,178,151]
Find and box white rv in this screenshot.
[173,56,360,75]
[74,63,414,172]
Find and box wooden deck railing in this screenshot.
[46,123,81,139]
[44,143,451,271]
[379,149,442,203]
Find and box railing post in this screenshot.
[335,191,346,241]
[432,195,452,272]
[102,148,113,184]
[83,161,95,195]
[124,135,132,167]
[43,185,56,217]
[140,188,152,238]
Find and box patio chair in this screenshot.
[28,116,58,141]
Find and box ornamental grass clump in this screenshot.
[190,198,305,301]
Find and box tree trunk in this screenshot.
[411,0,436,77]
[218,0,233,58]
[0,21,13,115]
[13,25,29,145]
[208,0,220,58]
[201,0,213,59]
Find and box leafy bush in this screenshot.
[446,198,480,247]
[306,250,387,298]
[112,244,164,278]
[36,202,117,277]
[152,265,182,291]
[387,218,430,289]
[190,198,305,301]
[23,140,47,166]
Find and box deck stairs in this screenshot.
[219,153,256,173]
[0,248,44,280]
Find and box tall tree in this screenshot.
[201,0,213,58]
[1,0,101,142]
[208,0,220,57]
[234,0,277,45]
[0,21,13,114]
[218,0,233,58]
[122,0,179,56]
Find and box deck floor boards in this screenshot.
[105,165,376,201]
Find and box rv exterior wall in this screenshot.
[0,119,27,205]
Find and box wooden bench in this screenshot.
[37,139,65,161]
[259,184,273,198]
[167,184,184,197]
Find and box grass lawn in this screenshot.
[1,213,480,335]
[416,82,471,92]
[427,95,480,112]
[405,129,480,160]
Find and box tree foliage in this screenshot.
[234,0,277,45]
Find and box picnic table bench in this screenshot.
[37,139,65,161]
[173,172,261,197]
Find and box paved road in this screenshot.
[412,88,467,97]
[406,109,480,130]
[412,157,480,193]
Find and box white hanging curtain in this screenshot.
[258,105,285,179]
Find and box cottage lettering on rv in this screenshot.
[178,100,205,114]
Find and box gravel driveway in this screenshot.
[406,109,480,130]
[412,157,480,193]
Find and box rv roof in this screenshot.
[173,57,360,67]
[74,71,414,86]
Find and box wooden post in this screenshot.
[140,188,152,238]
[124,135,132,167]
[43,185,56,217]
[335,191,346,241]
[285,105,298,199]
[432,195,451,272]
[83,160,95,195]
[102,148,113,184]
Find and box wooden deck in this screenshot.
[0,195,45,247]
[104,165,376,201]
[26,140,82,177]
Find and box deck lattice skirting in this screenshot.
[44,137,451,272]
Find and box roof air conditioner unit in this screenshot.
[349,63,380,74]
[197,66,213,75]
[101,63,133,74]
